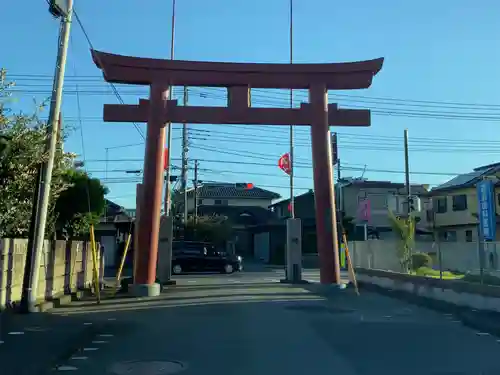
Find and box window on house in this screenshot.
[452,194,467,211]
[198,199,203,205]
[436,197,447,213]
[214,199,228,205]
[465,230,473,242]
[443,231,457,242]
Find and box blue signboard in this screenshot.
[477,180,496,241]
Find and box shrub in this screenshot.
[411,252,432,270]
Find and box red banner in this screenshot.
[278,153,292,175]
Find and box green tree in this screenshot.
[184,215,233,245]
[0,69,107,239]
[0,69,74,238]
[55,169,108,238]
[388,210,416,272]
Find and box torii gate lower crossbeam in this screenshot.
[91,50,384,296]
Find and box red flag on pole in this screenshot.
[278,153,292,175]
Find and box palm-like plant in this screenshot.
[388,210,416,272]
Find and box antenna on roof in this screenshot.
[360,164,367,178]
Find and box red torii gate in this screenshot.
[91,50,383,295]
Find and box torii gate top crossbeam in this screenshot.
[91,50,383,90]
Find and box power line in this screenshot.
[82,155,462,177]
[8,75,500,121]
[8,73,500,110]
[72,9,145,140]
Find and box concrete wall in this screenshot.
[356,268,500,313]
[349,239,500,274]
[0,238,99,310]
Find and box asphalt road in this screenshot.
[48,270,500,375]
[171,267,324,286]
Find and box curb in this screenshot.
[36,290,90,312]
[359,282,500,337]
[304,282,354,298]
[1,290,92,314]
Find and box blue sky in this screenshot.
[4,0,500,208]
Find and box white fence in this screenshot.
[349,239,500,275]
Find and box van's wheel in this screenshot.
[224,264,234,274]
[172,264,182,274]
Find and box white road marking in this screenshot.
[8,331,24,335]
[92,340,108,344]
[83,322,92,325]
[56,365,79,371]
[107,318,116,321]
[83,347,99,351]
[70,356,88,360]
[99,334,114,337]
[476,332,490,336]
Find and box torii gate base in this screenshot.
[92,50,383,296]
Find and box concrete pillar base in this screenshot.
[131,283,161,297]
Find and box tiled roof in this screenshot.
[105,199,125,216]
[341,178,429,192]
[188,182,280,200]
[269,190,313,207]
[431,162,500,193]
[270,179,429,207]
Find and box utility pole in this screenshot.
[403,128,413,269]
[20,0,73,313]
[181,87,189,224]
[404,129,411,215]
[104,147,109,223]
[337,159,343,224]
[164,0,176,216]
[288,0,295,218]
[193,160,199,226]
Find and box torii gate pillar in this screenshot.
[310,84,340,283]
[131,85,168,297]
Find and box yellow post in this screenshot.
[342,232,359,296]
[89,225,101,303]
[116,233,132,287]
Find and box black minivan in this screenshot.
[172,241,243,274]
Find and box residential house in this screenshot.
[269,178,431,240]
[174,182,281,254]
[428,162,500,243]
[95,200,134,269]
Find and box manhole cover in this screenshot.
[108,360,186,375]
[286,305,354,314]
